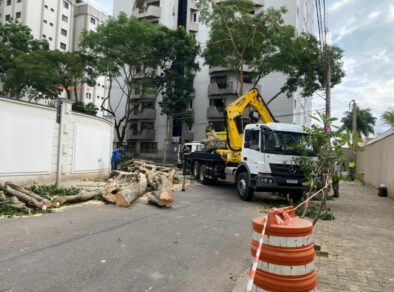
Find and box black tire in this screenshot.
[199,164,210,185]
[236,172,254,201]
[289,191,303,203]
[192,161,200,178]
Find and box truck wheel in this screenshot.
[199,164,210,185]
[192,161,200,178]
[236,172,254,201]
[289,191,303,203]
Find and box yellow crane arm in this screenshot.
[225,88,275,151]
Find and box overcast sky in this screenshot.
[94,0,393,134]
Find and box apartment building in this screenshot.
[0,0,75,50]
[73,1,109,115]
[0,0,109,116]
[114,0,315,159]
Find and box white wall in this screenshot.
[0,97,114,184]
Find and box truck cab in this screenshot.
[235,122,310,201]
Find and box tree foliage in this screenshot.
[5,50,86,100]
[341,107,376,137]
[72,101,98,116]
[381,109,394,128]
[198,0,344,101]
[155,26,200,125]
[0,21,48,84]
[81,13,164,146]
[292,113,361,225]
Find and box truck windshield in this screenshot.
[264,131,313,156]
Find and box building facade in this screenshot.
[113,0,315,159]
[0,0,109,116]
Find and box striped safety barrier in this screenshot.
[246,206,317,292]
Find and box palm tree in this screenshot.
[381,109,394,128]
[341,107,376,137]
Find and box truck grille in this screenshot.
[269,163,304,177]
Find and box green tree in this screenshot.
[0,21,48,89]
[72,101,98,116]
[341,107,376,138]
[154,26,200,163]
[198,0,344,102]
[381,109,394,128]
[80,13,163,146]
[4,50,86,100]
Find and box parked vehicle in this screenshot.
[183,88,312,201]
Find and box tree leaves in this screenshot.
[341,107,377,137]
[198,0,345,101]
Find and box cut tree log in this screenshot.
[10,196,32,214]
[0,191,7,202]
[52,191,101,205]
[6,182,52,208]
[4,184,46,210]
[102,194,117,204]
[115,173,148,207]
[146,169,175,208]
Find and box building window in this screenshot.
[211,75,227,89]
[50,22,53,27]
[5,14,11,21]
[60,42,67,50]
[90,17,96,25]
[45,5,48,9]
[7,0,11,6]
[63,1,69,9]
[86,93,92,99]
[62,15,68,23]
[17,0,21,3]
[15,12,21,19]
[50,8,54,12]
[43,19,47,23]
[61,29,67,36]
[140,142,157,153]
[192,12,197,23]
[49,37,53,41]
[42,34,46,38]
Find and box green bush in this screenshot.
[72,101,98,116]
[28,184,80,199]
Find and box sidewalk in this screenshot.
[314,182,394,291]
[232,182,394,291]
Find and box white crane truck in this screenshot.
[183,88,311,201]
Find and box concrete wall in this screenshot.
[357,130,394,199]
[0,97,114,185]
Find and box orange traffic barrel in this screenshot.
[250,206,317,292]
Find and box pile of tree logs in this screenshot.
[0,160,177,215]
[202,130,227,151]
[103,160,175,208]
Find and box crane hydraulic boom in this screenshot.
[224,88,276,152]
[215,88,276,164]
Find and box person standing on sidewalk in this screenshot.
[348,159,356,181]
[111,148,120,170]
[332,161,341,197]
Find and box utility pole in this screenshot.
[351,99,357,144]
[325,50,331,118]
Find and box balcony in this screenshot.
[136,5,161,20]
[128,129,155,140]
[188,21,199,32]
[207,106,225,119]
[129,109,156,120]
[208,81,237,96]
[188,0,198,10]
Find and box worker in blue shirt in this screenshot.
[111,148,120,170]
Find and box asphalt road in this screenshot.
[0,183,286,292]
